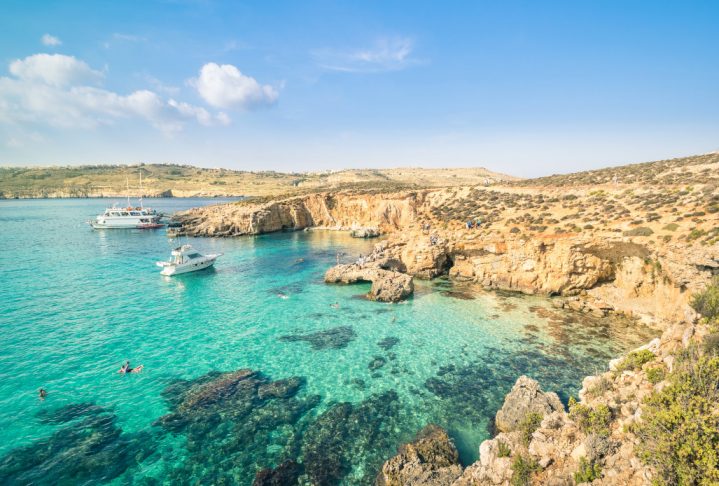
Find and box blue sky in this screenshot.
[0,0,717,176]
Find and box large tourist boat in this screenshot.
[89,175,164,229]
[90,204,164,229]
[156,244,222,276]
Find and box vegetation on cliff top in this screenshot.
[635,279,719,485]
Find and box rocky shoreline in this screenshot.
[171,165,719,484]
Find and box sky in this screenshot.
[0,1,717,177]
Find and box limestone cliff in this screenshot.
[174,192,424,237]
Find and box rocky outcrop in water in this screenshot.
[376,424,463,486]
[324,263,414,302]
[494,376,564,433]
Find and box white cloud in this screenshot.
[9,53,103,87]
[41,34,62,47]
[112,33,145,42]
[312,36,421,73]
[191,63,278,110]
[0,54,229,134]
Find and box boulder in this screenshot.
[325,263,414,302]
[495,376,564,433]
[376,424,463,486]
[351,226,381,238]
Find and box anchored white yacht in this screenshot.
[156,244,222,276]
[90,174,164,229]
[91,204,163,229]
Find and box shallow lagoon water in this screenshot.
[0,198,658,484]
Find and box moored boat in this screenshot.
[156,244,222,276]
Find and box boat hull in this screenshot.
[160,257,218,276]
[91,222,164,229]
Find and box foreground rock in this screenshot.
[376,424,463,486]
[324,263,414,302]
[494,375,564,433]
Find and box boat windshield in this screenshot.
[185,253,202,259]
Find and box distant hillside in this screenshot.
[0,164,516,199]
[515,152,719,187]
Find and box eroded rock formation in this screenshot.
[376,424,463,486]
[324,263,414,302]
[494,376,564,433]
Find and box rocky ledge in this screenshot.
[379,315,710,485]
[376,424,463,486]
[324,263,414,302]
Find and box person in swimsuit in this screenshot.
[119,361,130,374]
[119,361,144,374]
[38,388,47,400]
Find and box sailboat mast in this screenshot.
[139,171,143,209]
[126,176,130,208]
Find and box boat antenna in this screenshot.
[139,171,143,209]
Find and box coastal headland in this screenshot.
[173,152,719,484]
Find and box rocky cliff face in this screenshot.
[176,188,719,324]
[174,192,425,237]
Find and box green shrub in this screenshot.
[691,277,719,324]
[688,228,707,241]
[511,454,540,486]
[574,456,602,483]
[518,412,543,446]
[623,226,654,237]
[704,332,719,356]
[646,366,666,384]
[568,397,612,436]
[635,347,719,485]
[615,349,655,372]
[497,440,512,458]
[663,223,679,231]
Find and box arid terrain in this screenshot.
[0,164,514,199]
[173,152,719,485]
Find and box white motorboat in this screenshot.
[156,244,222,276]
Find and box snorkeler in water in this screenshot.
[118,361,143,374]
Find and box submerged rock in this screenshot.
[494,375,564,433]
[157,368,319,485]
[257,376,304,400]
[378,336,400,350]
[324,263,414,302]
[0,404,154,485]
[369,355,388,371]
[376,424,463,486]
[279,326,357,350]
[253,460,303,485]
[301,390,403,486]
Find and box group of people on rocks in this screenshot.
[466,218,482,229]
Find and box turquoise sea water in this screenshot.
[0,198,657,485]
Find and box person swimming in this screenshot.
[118,361,144,374]
[38,388,47,400]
